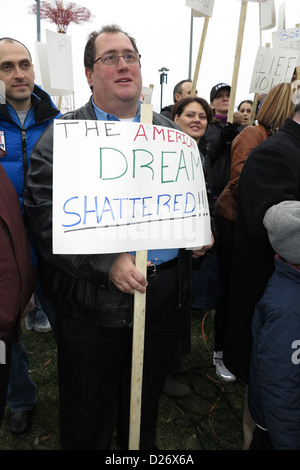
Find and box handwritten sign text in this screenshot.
[53,121,211,254]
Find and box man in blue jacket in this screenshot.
[0,37,61,435]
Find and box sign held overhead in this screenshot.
[249,45,299,93]
[186,0,214,17]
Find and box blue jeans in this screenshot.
[6,333,37,413]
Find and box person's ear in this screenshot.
[85,68,93,88]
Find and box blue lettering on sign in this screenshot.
[61,190,208,231]
[279,29,300,43]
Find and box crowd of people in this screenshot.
[0,24,300,451]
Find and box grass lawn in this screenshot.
[0,309,245,451]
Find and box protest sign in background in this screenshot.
[0,341,5,364]
[259,0,276,30]
[249,45,299,93]
[272,27,300,52]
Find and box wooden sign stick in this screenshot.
[129,103,153,450]
[249,43,270,126]
[249,93,259,126]
[227,0,248,123]
[191,15,210,97]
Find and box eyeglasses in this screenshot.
[94,52,141,66]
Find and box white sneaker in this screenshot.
[33,310,52,333]
[213,351,236,382]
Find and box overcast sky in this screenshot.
[1,0,299,113]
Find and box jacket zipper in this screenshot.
[21,130,28,177]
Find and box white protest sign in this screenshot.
[192,9,203,17]
[260,0,276,30]
[186,0,214,17]
[249,45,299,93]
[0,80,5,104]
[52,120,211,254]
[272,27,300,52]
[35,32,74,96]
[140,86,153,104]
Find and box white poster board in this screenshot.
[34,30,74,96]
[46,30,74,93]
[249,45,299,93]
[52,121,211,254]
[260,0,276,30]
[0,80,5,104]
[272,27,300,52]
[186,0,214,17]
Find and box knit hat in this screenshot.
[263,200,300,264]
[210,83,231,102]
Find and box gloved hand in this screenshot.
[220,122,239,144]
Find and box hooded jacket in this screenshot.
[0,84,61,204]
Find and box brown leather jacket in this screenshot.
[216,124,271,222]
[0,164,35,342]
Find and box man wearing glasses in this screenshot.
[24,24,209,450]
